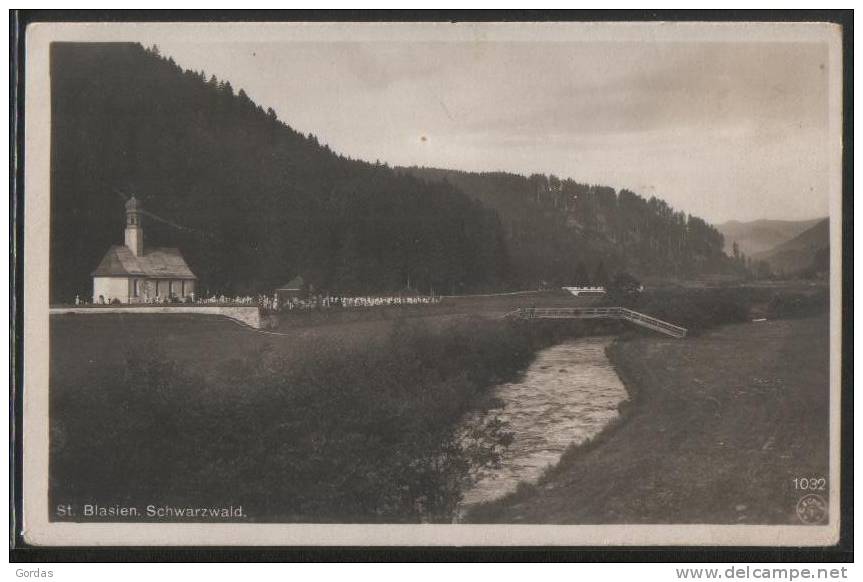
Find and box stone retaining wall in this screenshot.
[49,305,263,329]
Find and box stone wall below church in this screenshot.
[49,304,262,329]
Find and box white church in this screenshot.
[91,196,197,303]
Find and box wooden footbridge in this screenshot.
[509,307,687,338]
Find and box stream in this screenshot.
[459,336,629,508]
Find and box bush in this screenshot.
[630,286,828,334]
[767,291,828,319]
[635,288,751,334]
[607,272,642,306]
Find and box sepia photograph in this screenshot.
[16,18,846,548]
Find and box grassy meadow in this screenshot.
[49,312,606,523]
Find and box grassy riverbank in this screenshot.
[468,315,830,524]
[50,312,607,523]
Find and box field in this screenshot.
[49,283,830,524]
[468,315,830,524]
[49,310,604,523]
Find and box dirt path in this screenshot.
[467,316,830,525]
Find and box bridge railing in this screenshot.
[513,306,687,338]
[517,307,621,319]
[618,308,687,337]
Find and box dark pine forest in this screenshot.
[50,42,735,303]
[399,169,735,288]
[50,43,509,302]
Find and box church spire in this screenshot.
[124,195,144,257]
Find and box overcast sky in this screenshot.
[153,39,831,223]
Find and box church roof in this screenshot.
[92,245,197,279]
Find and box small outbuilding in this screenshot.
[275,276,305,302]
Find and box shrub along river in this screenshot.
[460,336,629,509]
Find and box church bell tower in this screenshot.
[124,195,144,257]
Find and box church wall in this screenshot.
[130,278,196,302]
[156,279,169,298]
[92,277,130,303]
[182,280,196,297]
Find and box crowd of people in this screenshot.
[279,294,442,312]
[74,291,442,313]
[190,292,442,313]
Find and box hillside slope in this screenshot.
[716,218,824,257]
[50,43,509,301]
[399,167,737,285]
[753,218,829,275]
[51,42,743,302]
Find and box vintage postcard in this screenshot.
[18,20,845,547]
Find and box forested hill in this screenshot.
[50,43,509,302]
[399,167,736,286]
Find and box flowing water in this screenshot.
[459,336,628,508]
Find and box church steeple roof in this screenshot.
[125,195,141,211]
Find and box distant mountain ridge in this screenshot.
[752,218,829,275]
[716,218,824,257]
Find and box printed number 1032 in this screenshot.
[793,477,826,491]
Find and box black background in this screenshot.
[9,8,853,563]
